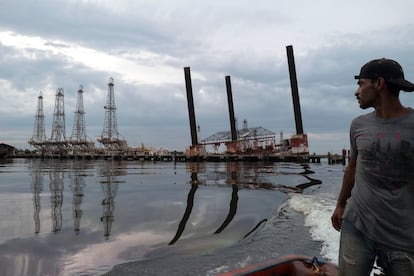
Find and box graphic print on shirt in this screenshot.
[358,129,414,184]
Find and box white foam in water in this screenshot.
[289,193,384,276]
[288,193,340,263]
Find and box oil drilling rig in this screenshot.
[28,92,47,149]
[49,88,67,153]
[97,77,127,151]
[69,85,94,154]
[29,78,129,157]
[29,88,69,155]
[29,86,94,156]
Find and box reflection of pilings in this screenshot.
[169,172,199,245]
[286,45,304,135]
[184,67,198,146]
[31,168,44,234]
[242,219,268,239]
[296,164,322,190]
[225,76,237,141]
[49,169,64,233]
[214,184,238,234]
[69,170,86,234]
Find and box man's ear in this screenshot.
[375,77,387,90]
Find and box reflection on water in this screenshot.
[99,161,123,239]
[31,166,43,234]
[168,173,198,245]
[214,166,239,234]
[69,163,86,234]
[0,159,322,276]
[50,164,64,233]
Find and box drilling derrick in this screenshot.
[49,88,67,154]
[69,85,94,153]
[28,92,47,151]
[97,78,127,151]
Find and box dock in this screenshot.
[13,151,347,165]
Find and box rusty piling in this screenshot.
[184,67,198,146]
[286,45,304,135]
[225,76,238,141]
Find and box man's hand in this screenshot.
[331,206,344,231]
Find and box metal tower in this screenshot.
[98,78,127,150]
[28,92,47,148]
[69,85,94,152]
[70,85,87,142]
[50,88,66,143]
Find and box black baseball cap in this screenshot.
[354,58,414,92]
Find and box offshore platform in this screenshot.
[183,45,309,161]
[28,78,127,157]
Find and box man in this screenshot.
[331,58,414,275]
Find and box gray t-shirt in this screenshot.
[344,108,414,253]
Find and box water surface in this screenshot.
[0,158,327,275]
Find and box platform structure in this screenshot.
[200,124,277,155]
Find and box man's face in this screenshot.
[355,78,379,109]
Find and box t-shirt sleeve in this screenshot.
[349,120,358,159]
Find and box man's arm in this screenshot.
[331,157,356,231]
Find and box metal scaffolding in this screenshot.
[44,88,68,154]
[28,92,47,150]
[97,78,127,151]
[200,120,276,153]
[69,85,94,152]
[50,88,66,143]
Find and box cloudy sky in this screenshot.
[1,0,414,154]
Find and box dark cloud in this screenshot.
[2,1,414,153]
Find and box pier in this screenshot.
[12,150,346,165]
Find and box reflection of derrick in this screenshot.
[28,92,47,152]
[100,186,117,238]
[100,162,119,239]
[97,78,127,151]
[31,166,44,234]
[69,167,86,234]
[69,85,94,153]
[49,167,64,232]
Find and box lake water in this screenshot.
[0,158,344,276]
